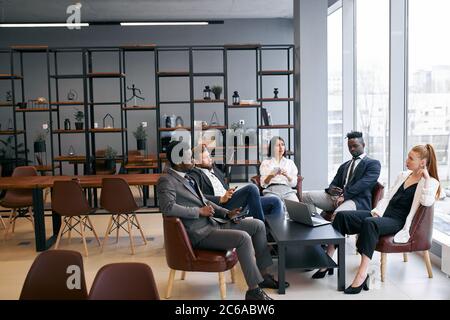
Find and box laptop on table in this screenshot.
[285,200,331,227]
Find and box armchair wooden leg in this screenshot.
[133,214,148,245]
[79,217,89,257]
[126,215,135,255]
[181,271,186,280]
[230,266,236,283]
[115,215,121,244]
[380,253,387,282]
[54,218,66,250]
[86,216,100,246]
[67,217,72,244]
[219,272,226,300]
[0,216,5,229]
[101,215,114,252]
[166,269,176,299]
[423,250,433,278]
[403,253,408,262]
[4,209,16,239]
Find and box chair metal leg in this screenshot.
[67,217,72,244]
[166,269,176,299]
[423,250,433,278]
[219,272,226,300]
[380,252,387,282]
[181,271,186,280]
[403,253,408,262]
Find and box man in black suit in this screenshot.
[302,131,381,217]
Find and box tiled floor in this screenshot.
[1,209,449,300]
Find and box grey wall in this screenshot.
[0,19,295,177]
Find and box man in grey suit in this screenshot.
[158,141,284,300]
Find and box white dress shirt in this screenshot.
[260,157,298,188]
[200,168,227,196]
[344,153,366,186]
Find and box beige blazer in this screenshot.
[372,171,440,243]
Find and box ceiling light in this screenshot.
[120,22,209,26]
[0,23,89,28]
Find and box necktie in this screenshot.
[185,174,205,204]
[347,156,359,183]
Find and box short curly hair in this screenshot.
[346,131,364,143]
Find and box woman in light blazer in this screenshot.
[312,144,441,294]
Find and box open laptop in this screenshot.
[285,200,331,227]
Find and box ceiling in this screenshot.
[0,0,339,23]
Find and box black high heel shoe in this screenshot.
[344,275,369,294]
[311,268,334,279]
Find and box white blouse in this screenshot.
[260,157,298,188]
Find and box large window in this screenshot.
[356,0,390,183]
[328,7,343,182]
[408,0,450,239]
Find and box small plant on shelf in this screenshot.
[74,109,84,130]
[104,146,118,171]
[133,125,147,150]
[211,85,223,100]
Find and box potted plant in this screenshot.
[74,109,84,130]
[104,146,117,171]
[133,125,147,151]
[33,131,47,153]
[212,85,223,100]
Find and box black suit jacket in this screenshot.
[325,156,381,211]
[189,166,228,205]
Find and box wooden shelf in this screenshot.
[89,128,126,133]
[120,44,156,51]
[50,74,84,79]
[159,127,191,132]
[258,70,293,76]
[227,104,261,108]
[54,155,86,162]
[258,125,294,129]
[224,44,261,50]
[192,72,225,77]
[0,74,22,80]
[50,101,84,106]
[157,71,190,77]
[202,125,226,130]
[159,100,191,105]
[87,72,125,78]
[194,99,225,103]
[0,103,15,107]
[122,106,157,110]
[0,130,24,135]
[259,98,294,102]
[11,45,48,52]
[53,129,85,134]
[16,108,57,112]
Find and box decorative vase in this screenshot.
[105,159,115,171]
[273,88,279,99]
[34,141,46,153]
[64,118,71,130]
[137,139,146,151]
[75,122,83,130]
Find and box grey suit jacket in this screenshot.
[157,168,230,246]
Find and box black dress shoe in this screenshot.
[245,287,273,300]
[311,268,334,279]
[259,274,290,289]
[344,275,369,294]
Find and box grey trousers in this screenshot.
[195,219,273,288]
[302,190,356,212]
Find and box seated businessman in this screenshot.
[189,144,284,221]
[302,131,381,219]
[157,140,288,300]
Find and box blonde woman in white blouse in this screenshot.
[260,136,299,202]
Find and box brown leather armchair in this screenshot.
[250,175,304,201]
[163,216,238,300]
[375,205,434,282]
[20,250,88,300]
[89,263,160,300]
[321,181,385,222]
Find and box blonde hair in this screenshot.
[411,144,441,198]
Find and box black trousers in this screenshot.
[332,210,405,259]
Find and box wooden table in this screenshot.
[0,173,162,252]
